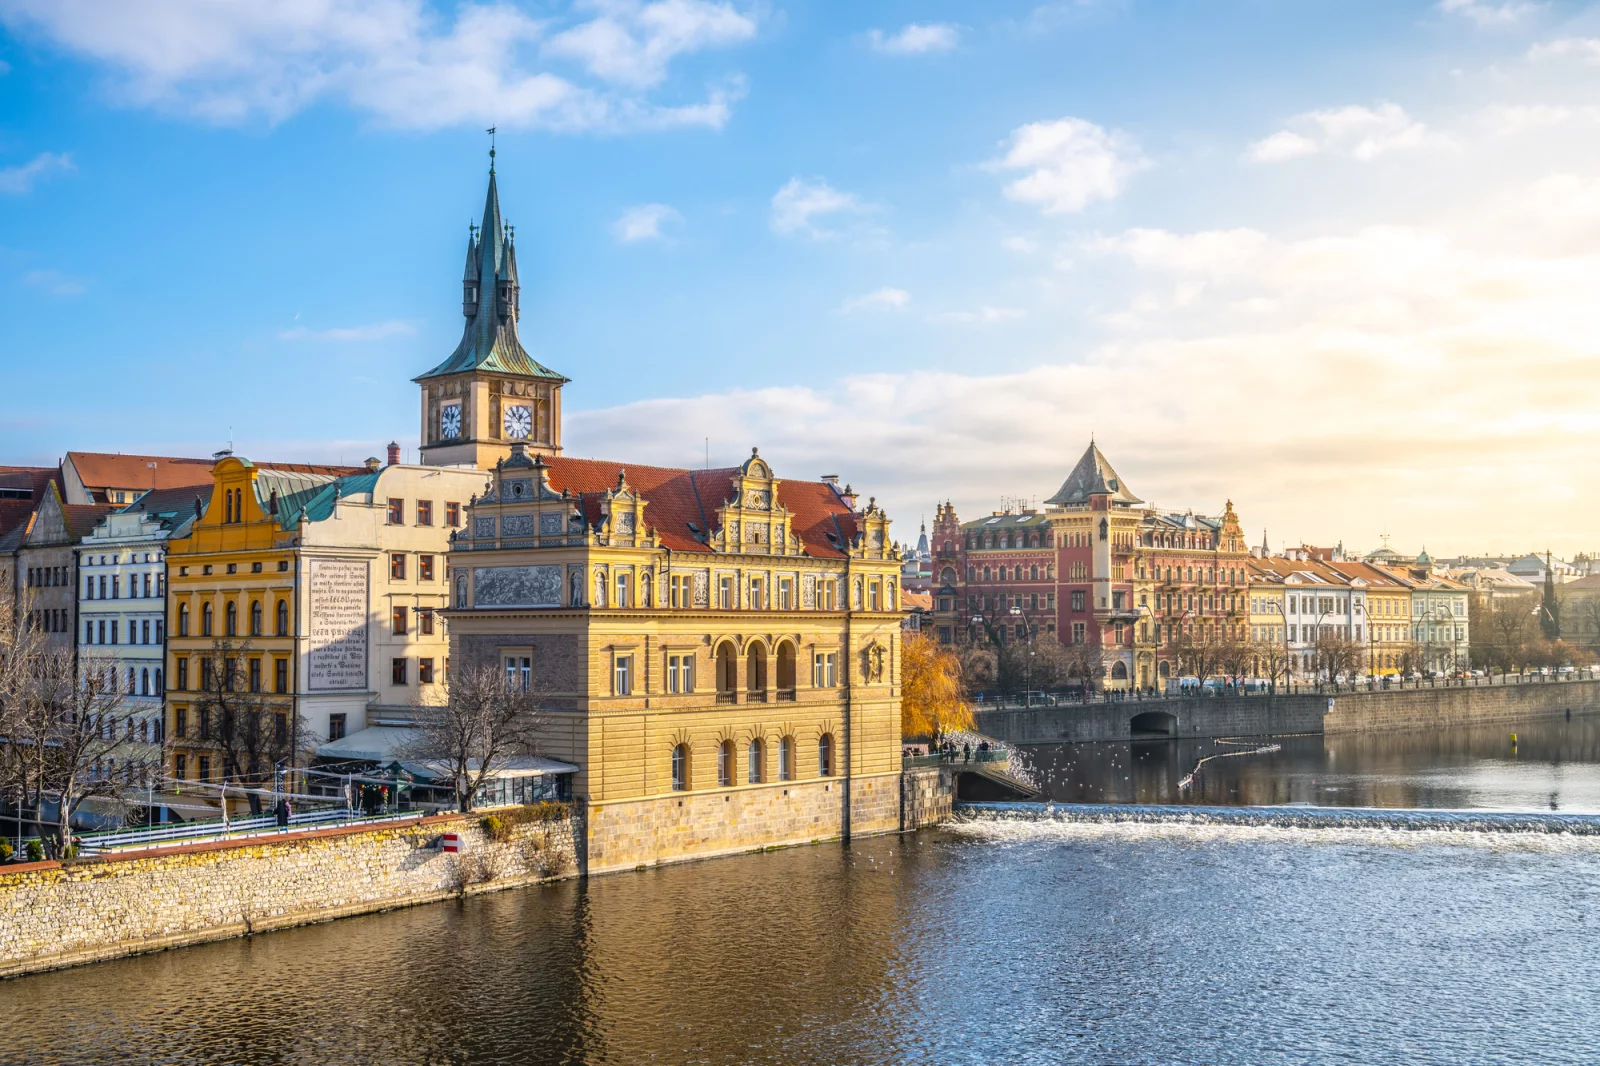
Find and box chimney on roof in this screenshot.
[212,448,232,461]
[386,441,400,466]
[821,474,839,487]
[364,456,382,473]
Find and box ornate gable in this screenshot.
[708,449,804,557]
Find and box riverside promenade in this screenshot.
[973,675,1600,745]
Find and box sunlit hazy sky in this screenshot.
[2,0,1598,557]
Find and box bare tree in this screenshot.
[190,639,313,814]
[404,663,548,813]
[1309,632,1363,685]
[0,597,165,854]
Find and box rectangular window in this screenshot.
[176,658,188,691]
[813,652,838,687]
[419,554,434,582]
[175,706,188,739]
[392,606,408,634]
[616,571,631,608]
[390,553,406,580]
[667,653,695,693]
[419,608,434,635]
[387,498,404,524]
[198,756,211,783]
[97,619,106,643]
[1072,622,1086,644]
[392,657,408,685]
[718,576,734,610]
[614,655,633,696]
[416,500,433,526]
[821,579,837,611]
[142,619,151,644]
[274,658,288,694]
[1071,590,1085,612]
[505,656,531,691]
[419,658,435,684]
[868,581,880,611]
[670,574,691,608]
[248,658,261,693]
[328,713,347,741]
[446,502,461,527]
[110,621,118,645]
[750,577,764,610]
[175,753,187,780]
[199,707,211,741]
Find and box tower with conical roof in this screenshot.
[415,152,569,469]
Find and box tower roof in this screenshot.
[416,168,567,384]
[1044,441,1142,507]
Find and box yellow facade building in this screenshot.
[163,455,485,790]
[423,167,906,871]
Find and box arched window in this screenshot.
[126,667,136,694]
[276,599,289,637]
[747,739,764,784]
[155,669,163,695]
[1030,565,1039,581]
[201,603,213,637]
[775,641,796,696]
[746,643,767,700]
[779,736,794,781]
[1111,661,1129,679]
[250,600,263,636]
[178,604,189,637]
[715,642,737,702]
[818,733,834,777]
[140,668,150,696]
[718,740,733,787]
[671,744,689,791]
[225,601,237,637]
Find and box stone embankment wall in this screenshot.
[0,809,578,979]
[900,767,952,830]
[975,679,1600,745]
[584,771,902,875]
[1323,678,1600,734]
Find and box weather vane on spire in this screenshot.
[487,126,497,172]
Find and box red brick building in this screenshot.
[930,442,1249,690]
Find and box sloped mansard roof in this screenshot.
[1045,441,1143,507]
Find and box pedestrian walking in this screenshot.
[275,798,290,831]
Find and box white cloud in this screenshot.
[21,268,86,296]
[0,0,757,130]
[546,0,756,88]
[769,177,869,239]
[570,190,1600,557]
[1247,102,1449,163]
[1438,0,1542,27]
[1527,37,1600,64]
[1002,236,1038,253]
[934,305,1025,324]
[989,116,1145,214]
[611,202,681,242]
[0,151,74,194]
[840,287,910,313]
[867,23,959,55]
[278,320,415,342]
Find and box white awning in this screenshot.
[316,725,416,762]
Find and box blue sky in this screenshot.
[3,0,1600,555]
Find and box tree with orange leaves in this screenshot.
[900,633,974,741]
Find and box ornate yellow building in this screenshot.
[430,167,906,872]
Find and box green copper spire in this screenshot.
[415,163,567,384]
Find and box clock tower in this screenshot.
[415,159,568,469]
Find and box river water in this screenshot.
[6,719,1600,1065]
[1021,715,1600,811]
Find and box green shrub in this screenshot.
[481,814,510,842]
[25,839,43,863]
[0,839,13,861]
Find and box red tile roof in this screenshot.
[542,456,859,558]
[66,452,358,496]
[0,465,62,501]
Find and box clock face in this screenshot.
[503,404,532,440]
[440,404,462,440]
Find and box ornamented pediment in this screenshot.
[709,447,805,557]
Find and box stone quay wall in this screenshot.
[0,809,578,980]
[900,767,953,831]
[975,678,1600,745]
[583,770,903,876]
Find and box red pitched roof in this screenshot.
[62,504,118,541]
[0,465,62,501]
[66,452,358,496]
[542,456,859,558]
